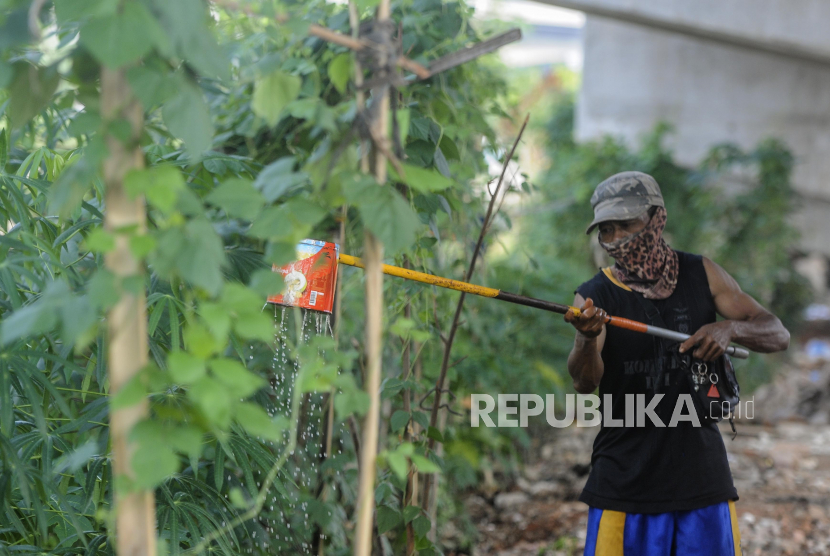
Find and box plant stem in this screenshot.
[421,114,530,514]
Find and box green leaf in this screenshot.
[235,402,285,441]
[188,377,233,428]
[249,268,285,298]
[410,454,440,473]
[254,157,308,202]
[209,358,265,398]
[132,443,178,489]
[229,487,248,509]
[249,199,327,241]
[200,302,231,342]
[0,127,8,170]
[412,411,430,430]
[165,425,203,459]
[206,178,265,220]
[7,63,60,129]
[183,322,222,359]
[88,269,120,310]
[390,163,453,193]
[162,82,214,160]
[126,66,179,107]
[80,0,168,68]
[413,515,431,539]
[110,373,146,410]
[390,410,410,433]
[124,166,185,213]
[167,351,206,384]
[404,506,422,525]
[54,0,118,22]
[149,0,230,80]
[376,505,402,535]
[129,234,156,259]
[181,219,227,295]
[252,70,302,127]
[233,312,274,343]
[426,426,444,443]
[327,53,352,94]
[355,0,382,9]
[84,227,115,253]
[343,174,422,254]
[386,452,408,481]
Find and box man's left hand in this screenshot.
[679,321,735,361]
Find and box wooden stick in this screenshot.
[353,1,392,554]
[102,68,157,556]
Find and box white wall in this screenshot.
[575,8,830,256]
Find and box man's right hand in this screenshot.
[564,297,608,339]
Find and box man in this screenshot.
[564,171,789,556]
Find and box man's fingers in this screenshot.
[679,331,702,353]
[582,297,594,311]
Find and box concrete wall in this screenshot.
[570,0,830,260]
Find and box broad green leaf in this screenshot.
[149,0,230,80]
[162,82,214,160]
[0,281,66,344]
[343,173,422,254]
[132,443,178,489]
[386,451,408,481]
[7,63,60,129]
[249,268,285,298]
[206,178,264,220]
[426,426,444,443]
[413,515,431,539]
[327,53,352,94]
[233,312,274,343]
[410,454,440,473]
[183,322,222,359]
[124,165,185,214]
[84,227,115,253]
[403,505,421,524]
[229,487,248,509]
[126,66,179,108]
[235,402,285,441]
[376,505,402,535]
[188,376,233,428]
[167,351,206,384]
[254,157,308,203]
[129,234,156,259]
[249,199,326,241]
[152,218,225,296]
[390,410,410,433]
[209,359,265,398]
[252,70,301,127]
[200,302,231,342]
[88,269,120,310]
[355,0,382,9]
[390,163,453,193]
[55,0,118,22]
[110,373,146,410]
[80,0,168,68]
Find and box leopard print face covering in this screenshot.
[598,207,679,300]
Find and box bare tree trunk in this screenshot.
[102,68,156,556]
[353,1,392,554]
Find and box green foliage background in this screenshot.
[0,1,810,554]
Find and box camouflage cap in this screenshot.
[585,171,665,234]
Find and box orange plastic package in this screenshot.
[267,239,339,314]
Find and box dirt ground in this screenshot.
[451,419,830,556]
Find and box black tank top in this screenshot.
[575,251,738,513]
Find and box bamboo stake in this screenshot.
[353,1,392,554]
[102,68,157,556]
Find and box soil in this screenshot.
[449,419,830,556]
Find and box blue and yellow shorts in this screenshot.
[584,500,742,556]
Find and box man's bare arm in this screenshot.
[565,294,607,393]
[679,257,790,360]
